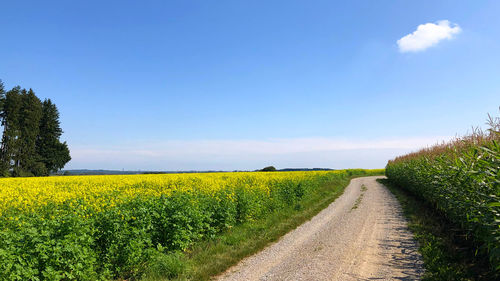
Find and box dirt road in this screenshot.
[216,176,424,281]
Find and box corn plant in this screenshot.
[386,112,500,274]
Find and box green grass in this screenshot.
[141,172,383,281]
[378,178,493,281]
[350,184,367,211]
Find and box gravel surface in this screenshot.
[216,176,424,281]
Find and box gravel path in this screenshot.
[216,176,424,281]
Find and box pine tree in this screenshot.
[0,87,23,175]
[0,80,6,175]
[17,89,44,176]
[0,80,5,112]
[0,81,71,177]
[37,99,71,174]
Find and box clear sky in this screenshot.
[1,1,499,170]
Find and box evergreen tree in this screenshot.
[0,87,22,175]
[0,80,5,112]
[0,81,71,177]
[37,99,71,174]
[17,89,44,176]
[0,80,5,175]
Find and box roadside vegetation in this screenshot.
[145,170,384,281]
[0,169,383,280]
[380,178,492,280]
[385,111,500,278]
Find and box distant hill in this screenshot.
[61,169,227,175]
[61,169,142,175]
[61,168,335,176]
[278,168,334,171]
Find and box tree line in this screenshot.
[0,79,71,176]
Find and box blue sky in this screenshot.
[1,1,499,170]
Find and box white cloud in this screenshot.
[397,20,461,52]
[67,136,452,171]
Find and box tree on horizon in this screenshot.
[37,99,71,174]
[0,79,71,176]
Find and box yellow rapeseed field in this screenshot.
[0,171,340,216]
[0,169,383,280]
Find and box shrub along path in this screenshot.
[217,176,424,281]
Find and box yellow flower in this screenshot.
[0,171,343,218]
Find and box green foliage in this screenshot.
[19,89,44,175]
[0,81,70,176]
[0,170,383,280]
[0,80,5,115]
[0,204,99,281]
[386,126,500,275]
[37,99,71,174]
[1,86,23,173]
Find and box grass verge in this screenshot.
[141,173,383,280]
[378,178,493,281]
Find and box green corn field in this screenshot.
[386,113,500,274]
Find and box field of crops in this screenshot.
[386,123,500,274]
[0,169,380,280]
